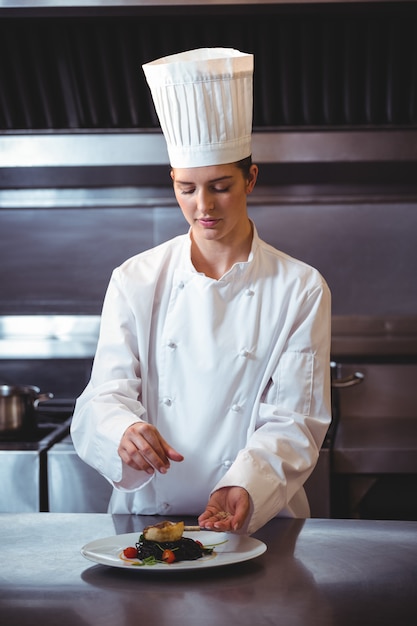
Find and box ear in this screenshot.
[246,164,258,194]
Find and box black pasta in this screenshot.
[136,535,213,562]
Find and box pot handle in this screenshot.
[331,372,364,388]
[330,361,365,389]
[34,392,54,407]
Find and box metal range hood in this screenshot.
[1,0,417,191]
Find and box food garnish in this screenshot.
[123,546,138,559]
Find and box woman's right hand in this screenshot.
[118,422,184,475]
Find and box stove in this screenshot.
[0,315,97,512]
[0,415,72,450]
[0,402,74,512]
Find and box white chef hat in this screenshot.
[142,47,254,168]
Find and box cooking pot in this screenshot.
[0,385,54,435]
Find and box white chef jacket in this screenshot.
[71,225,331,534]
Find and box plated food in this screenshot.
[122,520,218,565]
[81,524,267,572]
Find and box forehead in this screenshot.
[171,163,237,184]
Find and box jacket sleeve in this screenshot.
[213,278,332,534]
[70,268,152,491]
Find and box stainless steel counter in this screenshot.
[0,514,416,626]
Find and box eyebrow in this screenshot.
[175,175,234,185]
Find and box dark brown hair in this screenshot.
[235,155,253,179]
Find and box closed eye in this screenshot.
[178,186,230,195]
[212,186,230,193]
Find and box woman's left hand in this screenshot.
[198,486,250,532]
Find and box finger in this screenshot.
[198,508,229,529]
[199,516,235,533]
[198,510,212,524]
[151,432,184,464]
[134,427,175,470]
[140,441,172,473]
[118,439,154,473]
[122,424,183,473]
[120,427,169,473]
[163,443,184,463]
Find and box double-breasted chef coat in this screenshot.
[71,225,331,534]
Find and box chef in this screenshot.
[71,48,332,535]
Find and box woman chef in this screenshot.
[71,48,332,535]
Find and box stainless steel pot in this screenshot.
[0,385,54,434]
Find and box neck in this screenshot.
[190,221,253,279]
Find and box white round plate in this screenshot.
[81,530,266,571]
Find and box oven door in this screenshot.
[331,363,417,520]
[0,450,44,512]
[47,434,112,513]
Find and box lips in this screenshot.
[198,218,220,227]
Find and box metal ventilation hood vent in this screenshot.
[1,1,416,132]
[0,1,416,189]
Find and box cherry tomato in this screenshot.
[123,546,138,559]
[161,549,176,564]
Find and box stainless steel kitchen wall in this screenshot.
[1,195,416,316]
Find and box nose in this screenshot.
[197,188,215,212]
